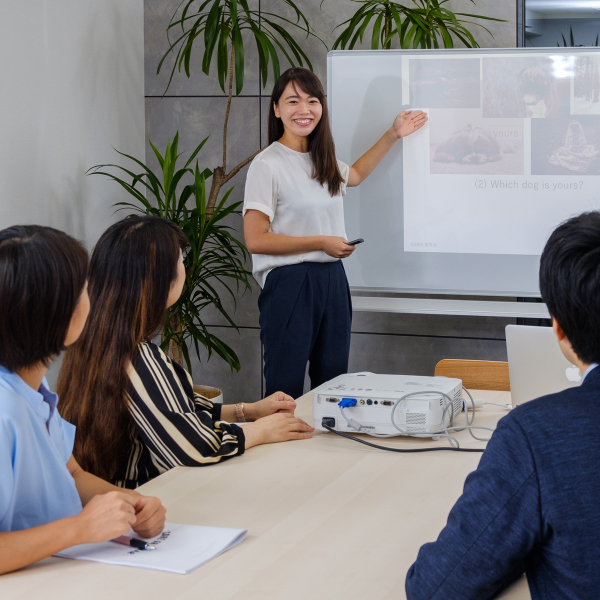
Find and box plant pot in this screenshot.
[193,384,223,404]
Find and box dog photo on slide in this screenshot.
[531,116,600,175]
[409,58,480,109]
[430,109,524,175]
[482,57,570,118]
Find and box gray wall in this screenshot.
[0,1,145,387]
[145,0,517,404]
[0,0,145,248]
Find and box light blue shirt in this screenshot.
[580,363,599,386]
[0,366,82,532]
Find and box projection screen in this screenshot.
[329,48,600,296]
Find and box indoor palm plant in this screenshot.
[332,0,501,50]
[158,0,322,211]
[123,0,320,370]
[94,1,319,370]
[90,134,252,372]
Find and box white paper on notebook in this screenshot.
[56,522,247,574]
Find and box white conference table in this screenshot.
[1,389,530,600]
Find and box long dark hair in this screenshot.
[268,67,344,196]
[0,225,88,371]
[59,216,187,481]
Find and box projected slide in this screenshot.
[403,53,600,255]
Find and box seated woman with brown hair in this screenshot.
[58,216,313,488]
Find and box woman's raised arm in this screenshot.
[347,110,428,187]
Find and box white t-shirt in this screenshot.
[243,141,350,287]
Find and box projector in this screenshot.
[313,372,463,437]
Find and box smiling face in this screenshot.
[273,82,322,142]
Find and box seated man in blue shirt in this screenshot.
[0,225,166,574]
[405,211,600,600]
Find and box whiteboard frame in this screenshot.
[328,47,600,298]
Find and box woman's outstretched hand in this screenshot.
[245,391,297,420]
[347,110,428,186]
[393,110,428,139]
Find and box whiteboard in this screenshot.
[329,48,600,296]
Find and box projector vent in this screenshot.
[406,412,426,425]
[406,410,427,433]
[453,396,462,417]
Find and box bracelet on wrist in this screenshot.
[235,403,246,423]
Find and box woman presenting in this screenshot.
[243,67,427,399]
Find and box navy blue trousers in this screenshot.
[259,261,352,399]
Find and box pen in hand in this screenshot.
[111,535,156,551]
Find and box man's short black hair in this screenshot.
[0,225,88,371]
[540,211,600,365]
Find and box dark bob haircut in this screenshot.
[0,225,88,371]
[268,67,344,197]
[540,211,600,364]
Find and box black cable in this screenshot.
[322,424,485,453]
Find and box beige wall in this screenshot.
[0,1,145,386]
[0,0,145,248]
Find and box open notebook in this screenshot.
[56,522,247,574]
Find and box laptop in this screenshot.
[505,324,581,406]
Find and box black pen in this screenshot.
[111,535,156,551]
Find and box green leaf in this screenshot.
[148,139,166,170]
[233,25,244,95]
[371,12,384,49]
[357,7,377,44]
[217,24,230,92]
[402,21,418,49]
[204,0,222,47]
[435,19,453,47]
[388,5,403,44]
[413,26,424,48]
[266,34,280,83]
[202,5,222,74]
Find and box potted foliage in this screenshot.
[158,0,322,212]
[93,2,319,379]
[331,0,502,50]
[90,134,252,377]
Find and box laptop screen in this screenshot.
[506,325,580,405]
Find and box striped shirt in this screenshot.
[113,342,245,488]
